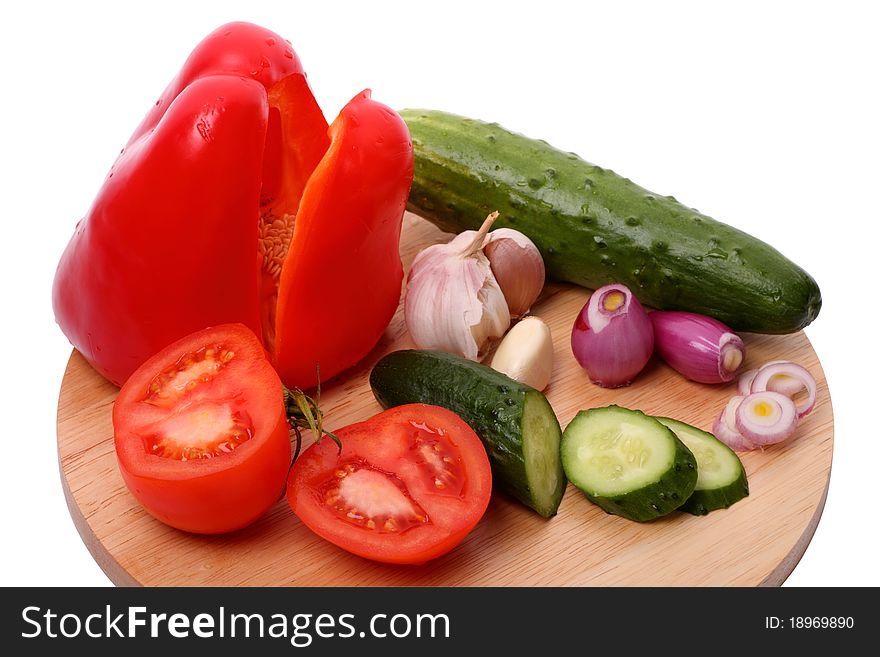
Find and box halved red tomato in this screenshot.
[286,404,492,564]
[113,323,291,534]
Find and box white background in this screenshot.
[1,0,877,586]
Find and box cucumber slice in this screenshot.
[370,349,566,517]
[655,417,749,515]
[521,392,565,516]
[561,406,697,522]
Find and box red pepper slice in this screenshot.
[274,90,411,386]
[52,22,413,388]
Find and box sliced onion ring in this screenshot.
[767,373,806,397]
[750,361,817,420]
[764,360,809,396]
[735,391,798,446]
[739,361,809,397]
[737,369,758,396]
[712,395,757,452]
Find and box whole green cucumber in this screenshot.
[401,109,821,334]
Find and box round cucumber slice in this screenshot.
[561,405,697,522]
[655,417,749,515]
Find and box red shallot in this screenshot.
[650,311,745,384]
[570,283,654,388]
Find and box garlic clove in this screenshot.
[483,228,545,318]
[489,316,554,391]
[405,215,510,361]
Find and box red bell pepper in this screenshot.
[52,22,413,388]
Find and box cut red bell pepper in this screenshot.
[52,22,413,388]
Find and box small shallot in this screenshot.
[734,391,798,446]
[570,283,654,387]
[650,311,745,384]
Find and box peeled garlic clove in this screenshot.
[405,216,510,361]
[490,316,554,391]
[483,228,545,318]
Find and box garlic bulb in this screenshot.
[405,213,511,360]
[483,229,545,318]
[490,316,554,390]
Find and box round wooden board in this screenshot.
[57,212,833,587]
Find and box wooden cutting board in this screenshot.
[56,212,833,586]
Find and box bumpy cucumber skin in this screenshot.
[655,417,749,516]
[401,109,822,334]
[369,350,566,517]
[562,407,698,522]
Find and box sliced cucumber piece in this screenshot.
[561,405,697,522]
[521,392,566,517]
[655,417,749,515]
